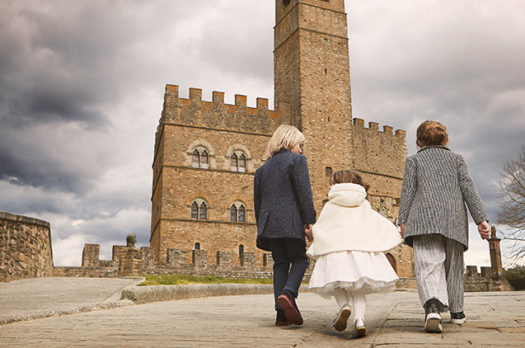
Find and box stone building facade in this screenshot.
[150,0,415,277]
[0,211,54,282]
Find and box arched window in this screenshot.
[191,146,211,169]
[238,205,246,223]
[191,199,209,220]
[238,154,246,172]
[201,150,209,169]
[191,202,198,219]
[230,153,238,172]
[199,202,208,220]
[192,150,200,168]
[230,205,237,222]
[194,242,200,250]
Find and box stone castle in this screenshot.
[150,0,414,278]
[0,1,513,292]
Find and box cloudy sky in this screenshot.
[1,0,523,267]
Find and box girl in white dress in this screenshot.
[307,170,402,336]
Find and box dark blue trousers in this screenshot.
[269,238,309,310]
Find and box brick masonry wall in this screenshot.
[0,211,54,282]
[53,267,119,278]
[152,121,273,262]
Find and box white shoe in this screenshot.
[332,305,351,331]
[424,312,443,333]
[354,318,366,338]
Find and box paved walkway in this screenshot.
[0,278,524,347]
[0,277,140,324]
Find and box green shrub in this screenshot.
[503,266,525,290]
[138,274,273,286]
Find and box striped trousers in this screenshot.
[413,234,464,313]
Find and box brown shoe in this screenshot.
[277,291,303,325]
[275,309,291,326]
[332,305,351,331]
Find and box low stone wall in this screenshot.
[464,265,514,292]
[56,242,515,294]
[53,267,119,278]
[121,283,275,304]
[0,211,54,282]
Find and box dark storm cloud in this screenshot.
[0,0,213,192]
[0,0,272,265]
[0,3,118,127]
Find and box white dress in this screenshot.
[306,183,402,297]
[308,250,398,297]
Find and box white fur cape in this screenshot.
[306,183,402,259]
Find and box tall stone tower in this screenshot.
[274,0,354,208]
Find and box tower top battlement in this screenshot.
[154,84,290,155]
[161,84,289,127]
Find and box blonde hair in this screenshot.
[330,169,370,193]
[417,120,448,147]
[264,124,306,158]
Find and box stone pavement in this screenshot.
[0,278,524,347]
[0,277,140,325]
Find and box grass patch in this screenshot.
[138,274,273,286]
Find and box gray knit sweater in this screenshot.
[398,145,488,250]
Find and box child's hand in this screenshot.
[304,224,314,242]
[400,224,405,238]
[478,221,490,240]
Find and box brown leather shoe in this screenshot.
[277,291,303,325]
[275,309,291,326]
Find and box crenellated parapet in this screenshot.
[351,118,407,198]
[66,242,278,279]
[352,118,406,139]
[155,84,290,155]
[464,265,514,292]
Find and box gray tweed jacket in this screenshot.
[254,148,316,251]
[398,145,488,250]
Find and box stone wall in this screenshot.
[151,86,290,263]
[60,240,411,285]
[150,85,415,276]
[60,243,275,279]
[464,265,514,292]
[57,240,513,294]
[53,266,119,278]
[0,211,54,282]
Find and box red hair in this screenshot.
[330,170,369,193]
[417,120,448,146]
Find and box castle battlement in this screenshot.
[53,242,283,280]
[161,84,289,130]
[351,117,407,188]
[352,118,406,139]
[154,84,290,156]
